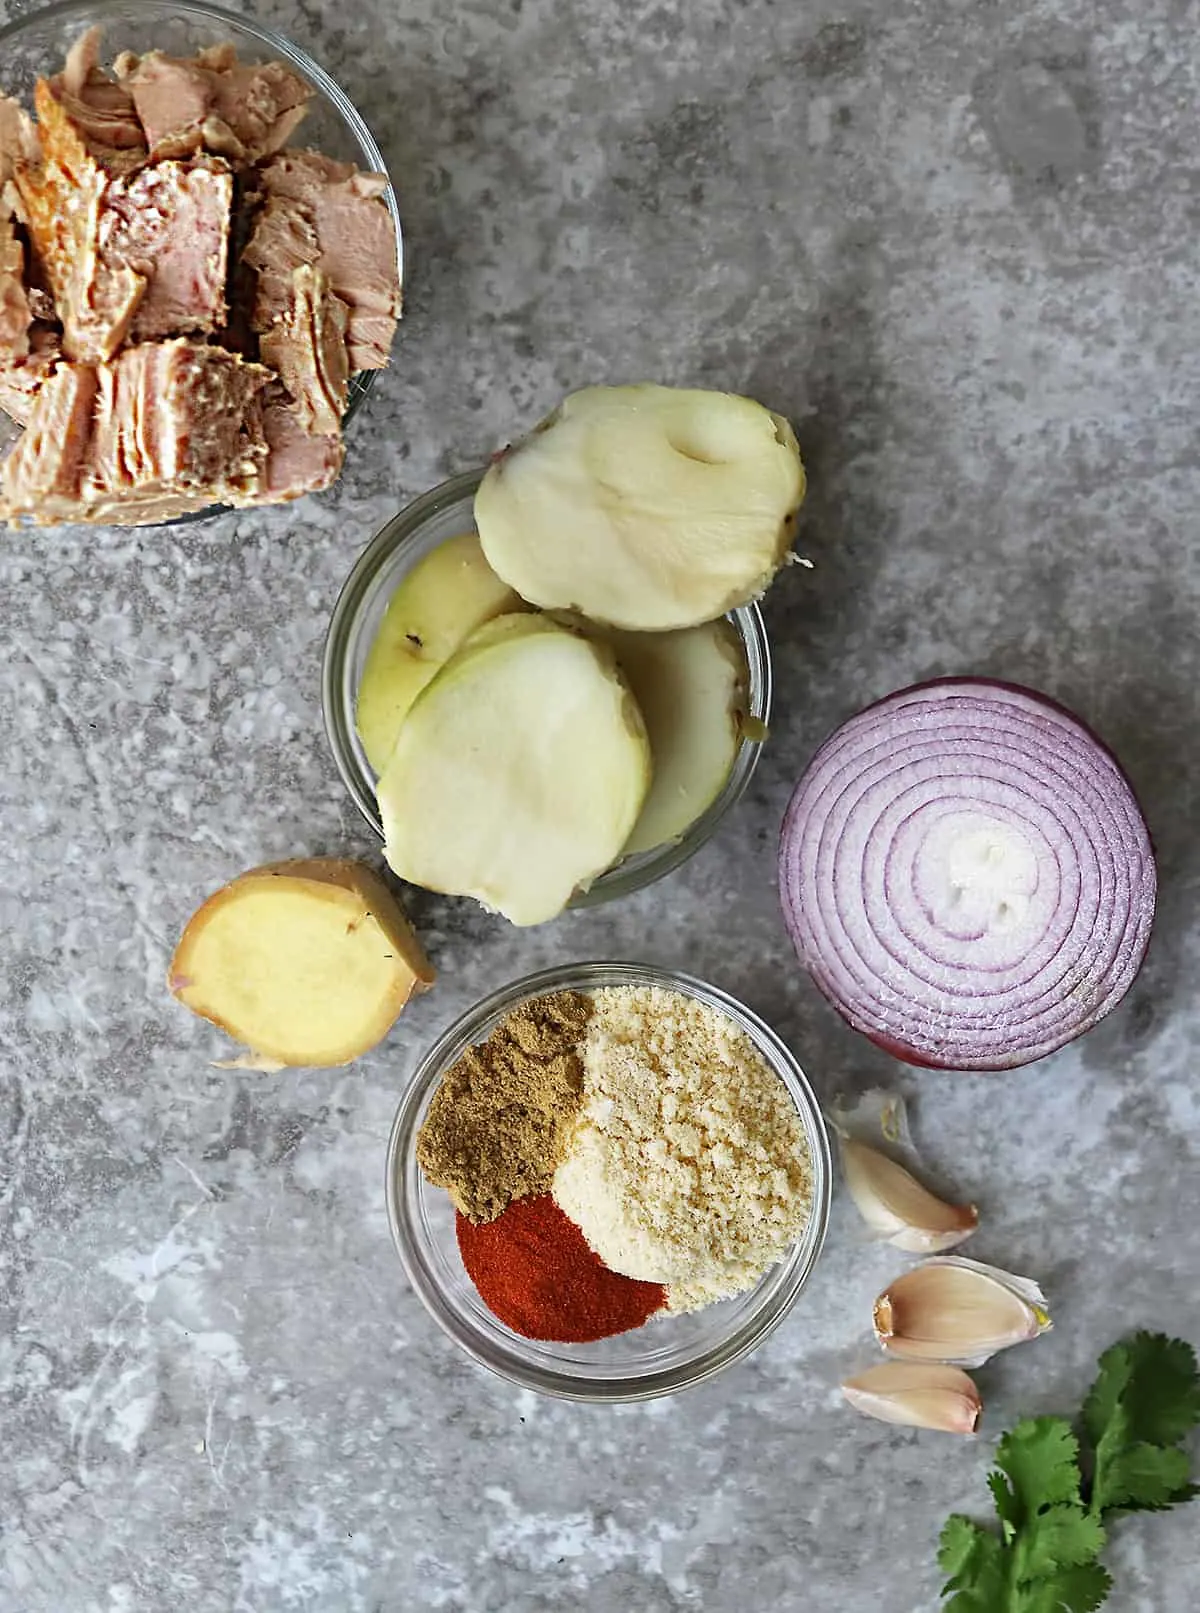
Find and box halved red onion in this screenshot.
[779,679,1156,1071]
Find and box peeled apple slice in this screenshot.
[586,617,748,855]
[169,859,435,1068]
[475,384,806,631]
[378,614,651,925]
[355,533,523,774]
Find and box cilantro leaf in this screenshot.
[1117,1334,1200,1444]
[945,1586,1008,1613]
[1093,1439,1194,1513]
[994,1418,1083,1526]
[1052,1565,1115,1613]
[937,1334,1198,1612]
[1012,1504,1105,1583]
[1081,1339,1132,1451]
[989,1470,1020,1544]
[939,1515,1009,1611]
[1011,1563,1113,1613]
[1084,1333,1200,1450]
[938,1514,1004,1585]
[1086,1336,1200,1517]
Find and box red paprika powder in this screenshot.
[456,1194,666,1342]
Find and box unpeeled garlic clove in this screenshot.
[842,1361,982,1435]
[873,1257,1052,1367]
[838,1134,979,1253]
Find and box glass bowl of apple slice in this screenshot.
[323,465,772,917]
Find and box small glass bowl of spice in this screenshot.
[386,962,831,1401]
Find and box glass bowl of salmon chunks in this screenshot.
[0,0,403,526]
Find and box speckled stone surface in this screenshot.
[2,0,1199,1608]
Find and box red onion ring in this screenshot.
[778,679,1156,1071]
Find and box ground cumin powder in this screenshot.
[416,989,592,1223]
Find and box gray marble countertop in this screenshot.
[3,0,1199,1608]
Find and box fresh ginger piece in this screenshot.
[169,858,434,1067]
[475,384,806,631]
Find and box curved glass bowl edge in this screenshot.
[384,962,833,1403]
[321,469,774,907]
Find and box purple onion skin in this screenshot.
[779,677,1157,1073]
[864,1029,948,1071]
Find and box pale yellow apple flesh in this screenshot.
[475,384,806,631]
[378,615,652,925]
[355,532,523,774]
[597,618,748,855]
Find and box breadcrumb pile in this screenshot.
[553,985,813,1312]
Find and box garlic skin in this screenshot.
[838,1134,978,1253]
[831,1088,908,1147]
[873,1257,1052,1367]
[842,1361,981,1435]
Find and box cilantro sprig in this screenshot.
[939,1333,1199,1612]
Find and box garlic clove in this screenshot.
[873,1257,1051,1367]
[842,1361,982,1435]
[838,1134,979,1252]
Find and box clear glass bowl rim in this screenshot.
[0,0,403,513]
[321,468,773,906]
[385,960,833,1402]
